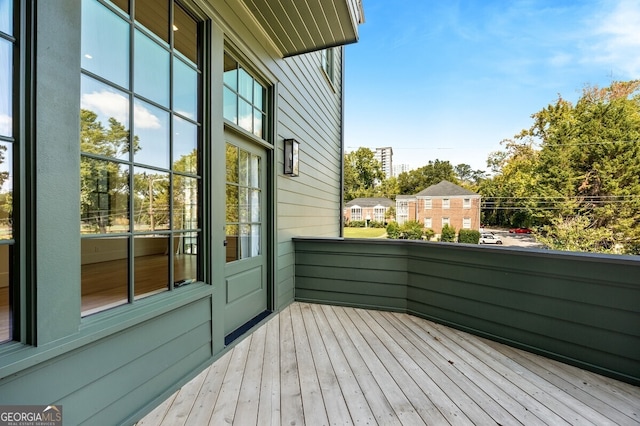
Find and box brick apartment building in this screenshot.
[344,197,395,224]
[396,181,481,234]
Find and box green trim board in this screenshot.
[294,237,640,386]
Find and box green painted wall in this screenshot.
[294,238,640,386]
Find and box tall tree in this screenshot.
[396,159,457,195]
[343,147,385,201]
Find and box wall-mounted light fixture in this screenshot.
[284,139,299,176]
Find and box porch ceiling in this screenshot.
[240,0,364,57]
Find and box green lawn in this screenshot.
[343,227,387,238]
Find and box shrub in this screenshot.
[347,220,366,228]
[423,228,435,241]
[386,221,401,239]
[401,220,425,240]
[369,220,386,228]
[458,229,480,244]
[440,224,456,242]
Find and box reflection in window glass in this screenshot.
[134,98,170,168]
[173,175,198,230]
[135,0,169,43]
[81,0,201,315]
[226,144,261,262]
[134,234,169,299]
[134,29,170,107]
[81,0,129,88]
[223,53,267,139]
[0,245,9,342]
[0,40,12,138]
[173,57,198,119]
[81,75,130,160]
[173,3,198,64]
[81,237,129,316]
[0,0,13,35]
[80,158,129,234]
[0,143,12,239]
[133,168,170,232]
[173,116,198,173]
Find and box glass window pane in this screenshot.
[135,0,169,43]
[223,54,237,90]
[0,39,12,137]
[223,87,237,124]
[239,150,249,187]
[173,3,198,64]
[225,224,238,262]
[81,75,130,160]
[0,0,12,35]
[173,57,198,120]
[226,143,238,183]
[133,98,170,168]
[133,168,170,232]
[250,189,260,222]
[251,224,261,257]
[109,0,129,14]
[81,236,129,316]
[0,143,12,239]
[238,99,252,133]
[226,184,238,223]
[0,244,10,342]
[249,153,260,188]
[134,29,170,107]
[173,116,197,173]
[239,224,250,259]
[80,158,129,234]
[238,68,253,101]
[173,175,198,230]
[134,234,169,299]
[174,233,198,284]
[253,108,263,139]
[239,187,248,223]
[81,0,130,88]
[254,81,264,111]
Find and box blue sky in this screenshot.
[344,0,640,172]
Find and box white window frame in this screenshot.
[463,198,471,208]
[424,218,432,228]
[351,206,362,221]
[463,217,471,229]
[373,206,385,222]
[424,198,432,209]
[442,217,450,227]
[443,198,450,209]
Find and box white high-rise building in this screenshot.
[375,147,393,178]
[393,163,410,177]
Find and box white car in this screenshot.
[480,233,503,245]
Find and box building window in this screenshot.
[351,207,362,221]
[463,217,471,229]
[223,53,267,139]
[321,48,335,84]
[463,198,471,208]
[424,218,432,228]
[442,217,450,227]
[443,198,450,209]
[373,206,385,222]
[397,200,408,224]
[424,198,432,209]
[0,0,16,342]
[80,0,202,316]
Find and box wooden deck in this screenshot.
[137,302,640,425]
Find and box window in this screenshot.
[424,198,432,209]
[463,198,471,208]
[397,200,408,224]
[443,198,450,209]
[321,48,335,84]
[80,0,202,316]
[0,0,15,342]
[223,53,267,139]
[373,207,385,222]
[463,217,471,229]
[442,217,450,227]
[424,218,432,228]
[351,207,362,221]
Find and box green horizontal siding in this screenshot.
[293,238,640,386]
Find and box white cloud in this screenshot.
[81,90,161,129]
[588,0,640,77]
[0,114,11,136]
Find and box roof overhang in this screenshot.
[239,0,365,57]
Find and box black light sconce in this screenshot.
[284,139,299,176]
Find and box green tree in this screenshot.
[343,148,385,202]
[397,159,458,195]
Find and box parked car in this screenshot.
[509,227,532,234]
[480,233,503,244]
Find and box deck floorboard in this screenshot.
[138,302,640,426]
